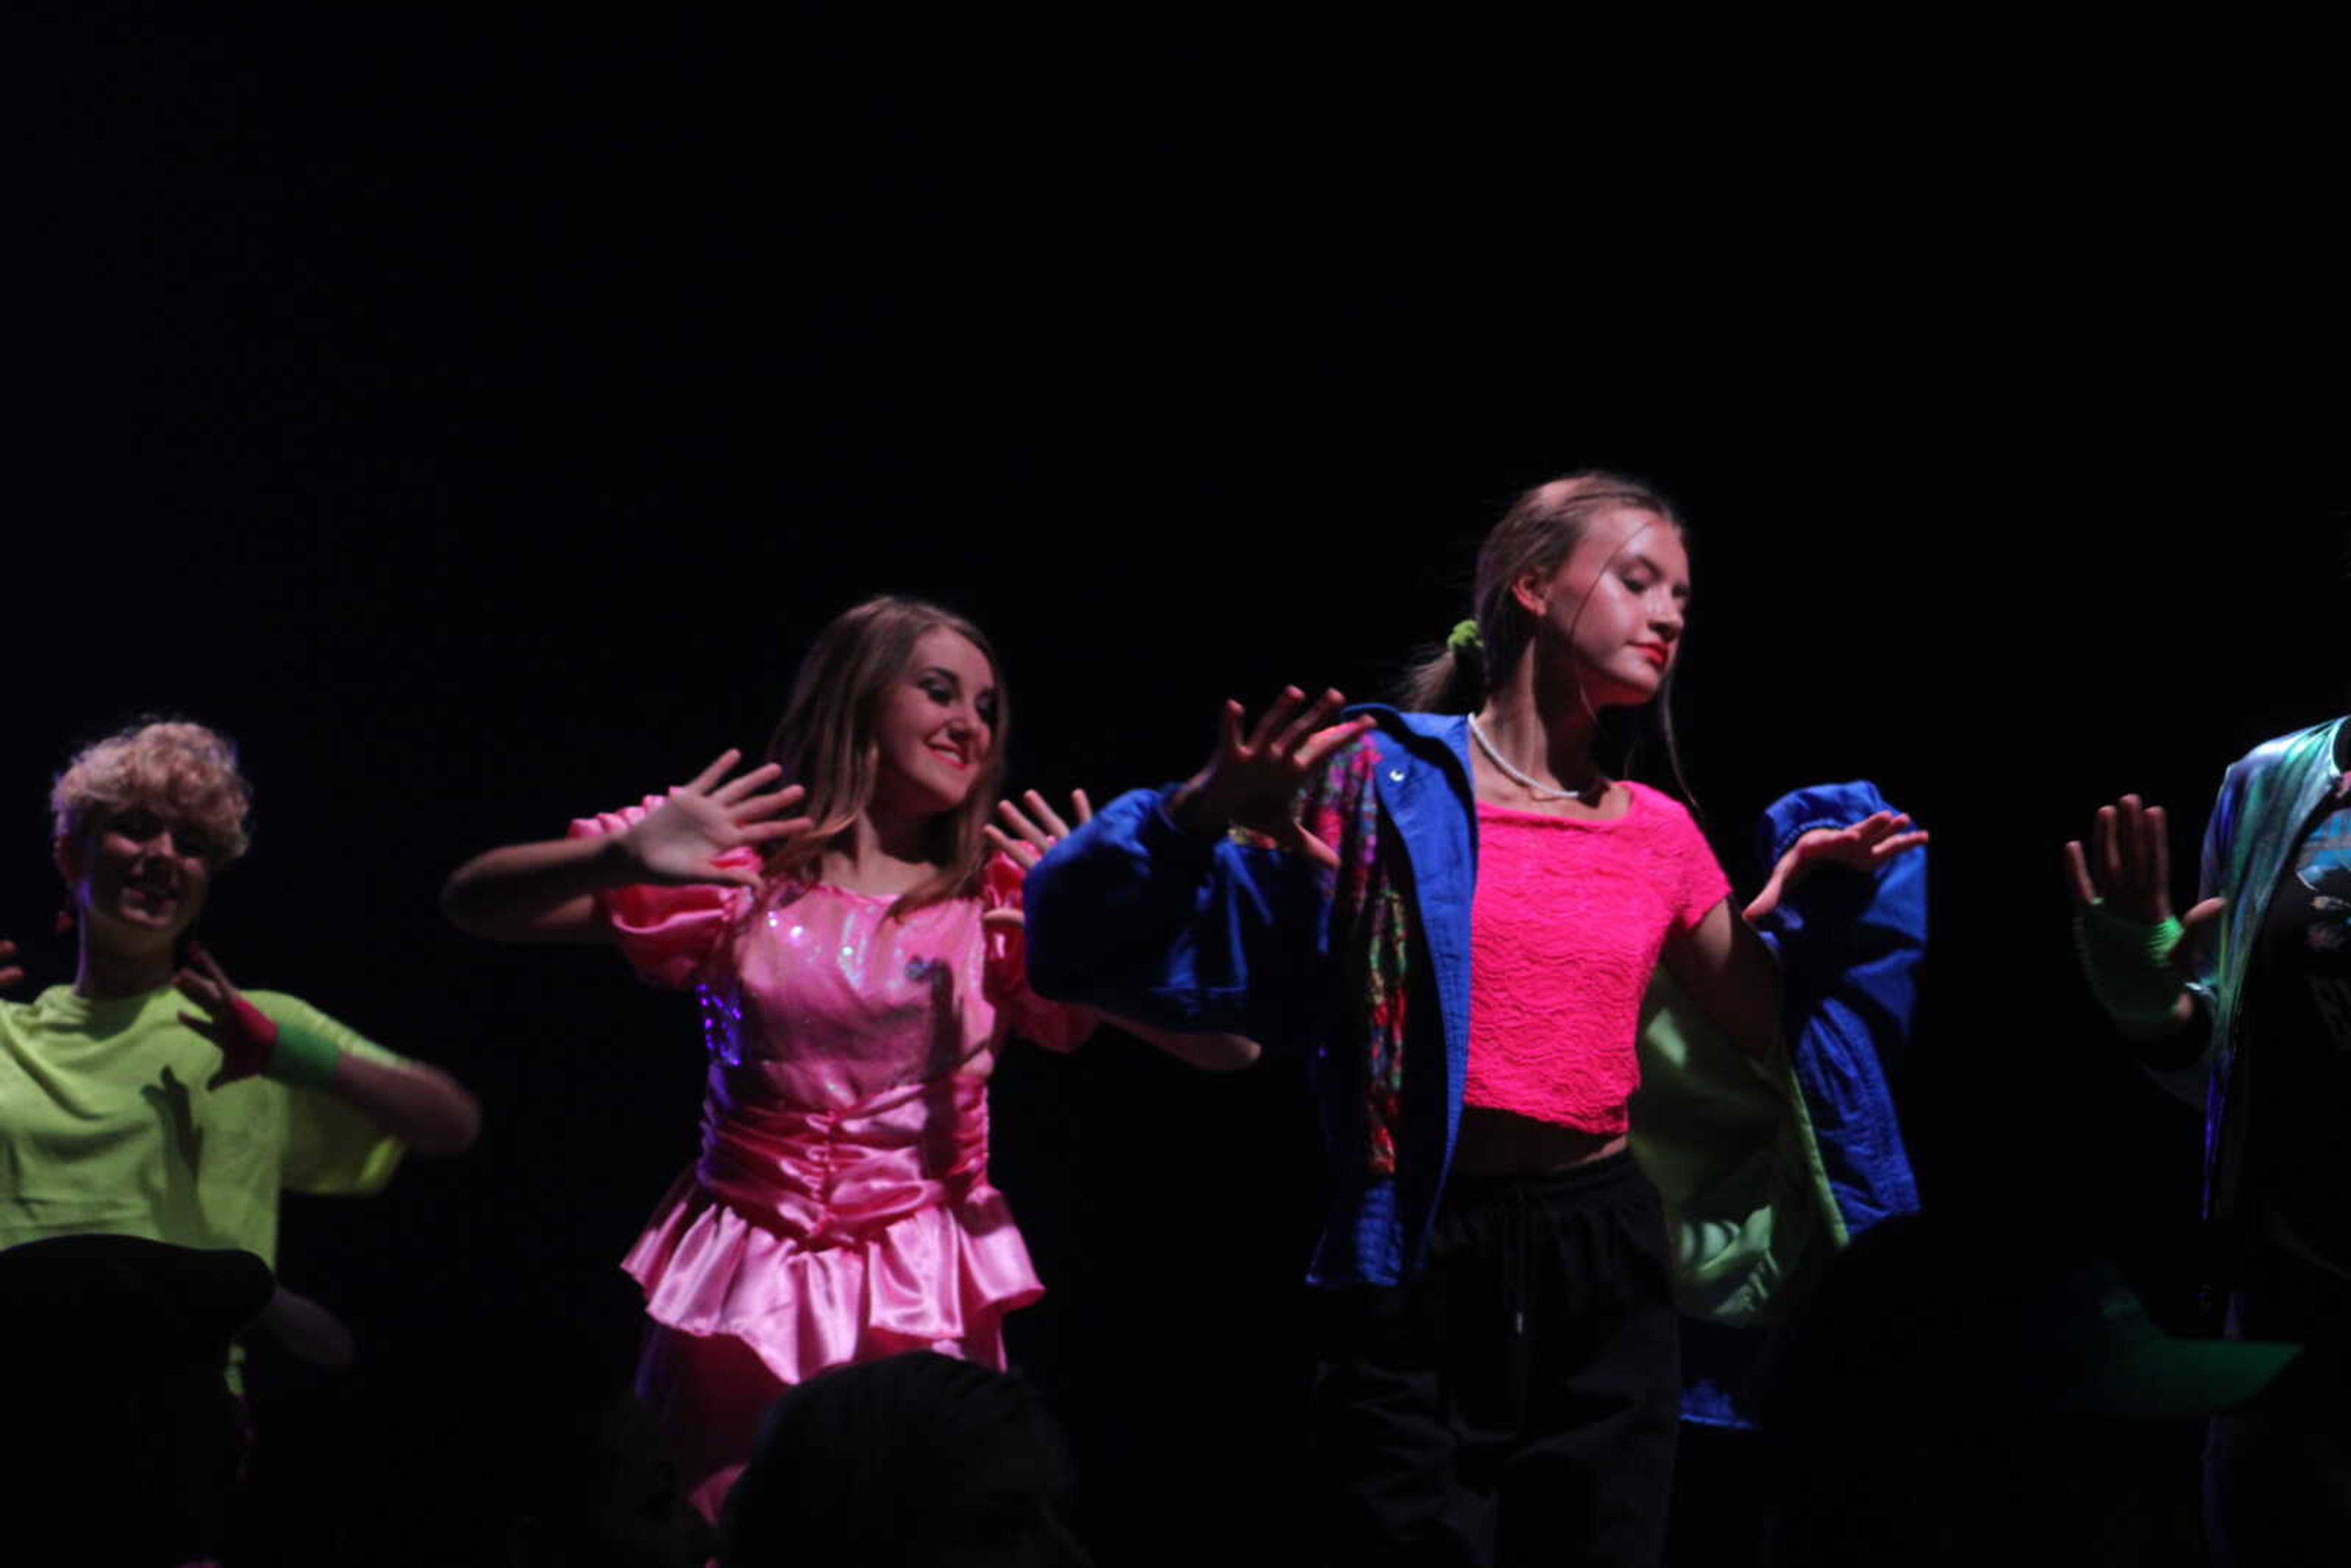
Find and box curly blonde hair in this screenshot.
[50,720,253,864]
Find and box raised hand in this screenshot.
[0,938,21,990]
[174,942,282,1087]
[1171,688,1374,871]
[621,749,817,887]
[986,788,1094,871]
[2064,795,2221,931]
[1744,811,1930,923]
[2062,794,2224,1025]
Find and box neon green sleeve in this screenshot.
[247,992,408,1196]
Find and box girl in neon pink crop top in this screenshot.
[1158,472,1925,1566]
[444,595,1251,1522]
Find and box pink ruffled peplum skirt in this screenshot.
[621,1071,1041,1385]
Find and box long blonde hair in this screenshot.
[763,596,1005,915]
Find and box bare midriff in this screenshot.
[1450,1105,1627,1177]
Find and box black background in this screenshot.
[10,11,2345,1562]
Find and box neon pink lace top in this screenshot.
[1464,784,1731,1136]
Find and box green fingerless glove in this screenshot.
[268,1015,345,1089]
[2072,901,2189,1027]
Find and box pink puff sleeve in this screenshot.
[566,797,756,989]
[981,853,1097,1053]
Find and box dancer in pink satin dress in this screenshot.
[445,596,1245,1517]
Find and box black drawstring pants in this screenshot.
[1308,1152,1682,1568]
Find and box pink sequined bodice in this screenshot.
[1464,785,1731,1135]
[702,880,1026,1111]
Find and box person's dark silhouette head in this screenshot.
[723,1351,1091,1567]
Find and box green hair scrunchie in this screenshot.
[2072,900,2189,1027]
[1447,619,1483,656]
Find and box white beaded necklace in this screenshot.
[1467,716,1605,803]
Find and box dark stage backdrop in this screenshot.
[11,12,2345,1563]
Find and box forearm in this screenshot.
[441,834,634,943]
[1024,789,1224,1003]
[1029,789,1327,1037]
[1111,1014,1263,1071]
[327,1048,482,1157]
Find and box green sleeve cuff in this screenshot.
[268,1015,345,1089]
[2073,901,2187,1026]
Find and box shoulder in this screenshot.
[1325,707,1474,786]
[2211,718,2342,829]
[1367,707,1467,755]
[2230,717,2341,779]
[1624,780,1704,835]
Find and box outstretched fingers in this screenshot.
[1270,689,1346,756]
[735,812,816,846]
[2072,793,2173,921]
[733,782,806,823]
[1300,716,1378,770]
[989,788,1089,869]
[173,969,224,1013]
[187,941,239,996]
[2093,803,2124,897]
[1242,688,1308,756]
[993,798,1051,853]
[2143,802,2172,900]
[2062,838,2098,908]
[710,761,785,806]
[2177,896,2227,970]
[1020,789,1076,841]
[174,945,234,1015]
[2114,795,2151,895]
[1850,812,1929,862]
[0,939,21,990]
[1216,699,1248,762]
[684,749,746,795]
[1288,826,1343,872]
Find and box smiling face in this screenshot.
[58,800,219,956]
[1517,505,1690,710]
[869,627,999,819]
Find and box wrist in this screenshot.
[2073,901,2189,1027]
[1167,780,1230,840]
[604,824,654,883]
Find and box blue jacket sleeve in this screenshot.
[1022,786,1333,1047]
[1752,780,1927,1237]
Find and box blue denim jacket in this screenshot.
[1024,710,1925,1330]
